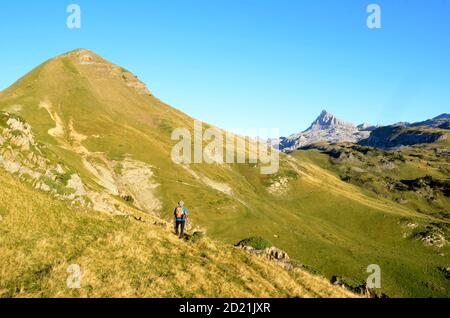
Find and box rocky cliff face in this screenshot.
[358,125,445,149]
[409,113,450,130]
[0,111,162,215]
[0,112,88,205]
[274,110,372,151]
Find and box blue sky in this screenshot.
[0,0,449,136]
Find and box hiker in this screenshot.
[174,201,188,239]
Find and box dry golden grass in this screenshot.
[0,170,356,298]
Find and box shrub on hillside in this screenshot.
[236,236,272,250]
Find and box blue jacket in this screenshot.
[174,207,187,222]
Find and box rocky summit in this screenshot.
[274,110,373,151]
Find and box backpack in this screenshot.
[175,206,185,219]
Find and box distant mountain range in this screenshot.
[408,113,450,130]
[273,111,449,151]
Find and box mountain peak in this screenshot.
[433,113,450,120]
[60,48,106,65]
[53,48,152,96]
[65,48,93,54]
[276,110,369,151]
[307,110,353,131]
[319,109,332,117]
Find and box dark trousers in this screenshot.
[175,220,186,238]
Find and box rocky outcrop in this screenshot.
[265,246,290,262]
[69,49,152,96]
[267,177,290,194]
[412,224,448,248]
[0,112,161,215]
[236,245,292,270]
[114,158,162,213]
[400,219,449,249]
[36,101,162,215]
[0,112,88,205]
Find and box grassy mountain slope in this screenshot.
[297,140,449,218]
[0,169,356,298]
[0,49,449,297]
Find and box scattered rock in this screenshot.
[134,216,146,223]
[413,225,448,248]
[153,221,167,228]
[394,197,408,204]
[121,71,152,95]
[121,195,134,203]
[330,276,388,298]
[268,177,290,194]
[66,174,87,197]
[435,148,450,156]
[438,266,450,279]
[236,244,292,270]
[403,222,419,229]
[77,53,95,65]
[265,247,290,261]
[421,232,447,248]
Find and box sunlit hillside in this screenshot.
[0,49,448,297]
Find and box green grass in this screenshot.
[61,57,80,75]
[294,143,450,218]
[0,48,448,297]
[0,169,355,298]
[237,237,273,250]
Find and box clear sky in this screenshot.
[0,0,449,136]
